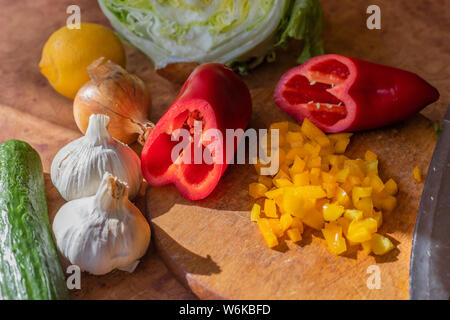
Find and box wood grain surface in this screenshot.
[0,0,448,300]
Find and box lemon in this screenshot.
[39,23,126,99]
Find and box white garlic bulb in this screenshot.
[51,114,142,201]
[53,172,151,275]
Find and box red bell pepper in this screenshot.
[274,54,439,132]
[141,63,252,200]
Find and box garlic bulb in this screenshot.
[53,172,151,275]
[51,114,142,201]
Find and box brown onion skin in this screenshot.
[73,59,152,145]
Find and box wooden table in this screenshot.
[0,0,448,299]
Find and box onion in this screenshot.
[73,58,153,145]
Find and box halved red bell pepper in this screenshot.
[274,54,439,132]
[141,63,252,200]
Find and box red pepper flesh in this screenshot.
[274,54,440,132]
[141,63,252,200]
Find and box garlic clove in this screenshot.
[51,114,142,201]
[53,172,151,275]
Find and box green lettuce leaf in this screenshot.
[274,0,324,63]
[98,0,324,69]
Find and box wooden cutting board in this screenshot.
[1,0,448,300]
[146,88,437,300]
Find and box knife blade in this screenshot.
[410,105,450,300]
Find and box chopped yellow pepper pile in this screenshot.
[249,119,397,256]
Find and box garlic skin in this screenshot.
[51,114,142,201]
[53,172,151,275]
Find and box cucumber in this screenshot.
[0,140,68,300]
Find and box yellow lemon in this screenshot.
[39,22,126,99]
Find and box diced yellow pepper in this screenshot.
[288,122,302,132]
[308,156,322,169]
[344,209,363,221]
[328,154,346,170]
[289,156,306,176]
[323,182,337,199]
[365,150,378,161]
[280,163,290,175]
[352,187,372,204]
[381,195,397,212]
[286,147,306,162]
[274,178,293,188]
[323,203,345,221]
[336,217,351,236]
[293,185,326,199]
[249,182,268,199]
[353,217,378,234]
[321,171,336,184]
[270,121,289,136]
[345,159,366,178]
[335,187,352,208]
[265,187,284,199]
[347,218,378,243]
[303,143,321,157]
[282,188,305,217]
[250,203,261,222]
[268,218,283,237]
[316,198,329,211]
[302,208,324,230]
[286,227,302,242]
[362,176,371,187]
[334,138,350,154]
[273,169,290,181]
[413,166,422,182]
[264,199,278,218]
[274,195,286,214]
[370,175,385,193]
[257,218,279,248]
[291,217,304,232]
[251,120,399,255]
[258,175,273,189]
[361,240,372,254]
[372,189,389,209]
[322,223,347,255]
[301,119,331,147]
[293,171,310,186]
[280,213,293,232]
[348,175,362,187]
[370,233,394,255]
[384,178,398,195]
[320,145,335,158]
[373,210,383,228]
[336,167,350,183]
[310,168,322,185]
[286,131,304,147]
[366,160,379,177]
[354,197,374,217]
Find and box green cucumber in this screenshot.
[0,140,68,300]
